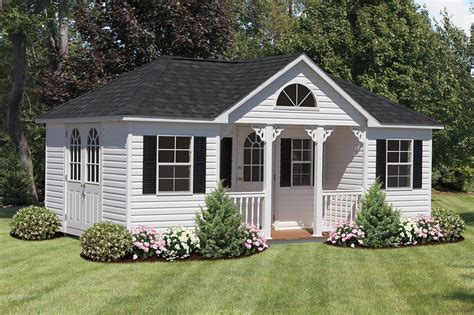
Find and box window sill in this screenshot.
[273,106,319,111]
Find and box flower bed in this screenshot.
[80,222,269,263]
[327,222,365,248]
[328,212,464,249]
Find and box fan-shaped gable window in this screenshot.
[276,84,316,108]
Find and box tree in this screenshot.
[277,0,473,190]
[356,180,401,247]
[42,1,235,106]
[0,0,49,203]
[195,181,246,258]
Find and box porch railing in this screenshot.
[228,192,265,228]
[322,190,363,228]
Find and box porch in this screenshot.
[221,124,367,239]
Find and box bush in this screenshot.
[327,222,365,248]
[413,216,442,243]
[80,222,133,262]
[195,181,246,258]
[10,206,61,240]
[1,170,32,206]
[397,217,418,246]
[432,208,465,242]
[242,224,269,255]
[131,225,165,260]
[161,226,200,261]
[356,180,401,248]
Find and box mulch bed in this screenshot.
[81,251,264,264]
[325,237,465,249]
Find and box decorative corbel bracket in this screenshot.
[253,126,283,143]
[305,127,334,144]
[351,128,365,143]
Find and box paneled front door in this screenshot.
[65,125,102,232]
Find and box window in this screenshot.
[86,128,100,183]
[292,139,312,186]
[386,140,412,188]
[276,84,316,107]
[243,132,264,182]
[69,128,81,181]
[158,136,192,192]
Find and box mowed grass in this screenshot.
[0,194,473,314]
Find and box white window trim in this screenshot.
[85,128,100,185]
[385,139,413,191]
[156,135,194,196]
[68,128,82,183]
[273,82,319,111]
[290,138,313,188]
[243,132,264,183]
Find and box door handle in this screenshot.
[80,183,86,198]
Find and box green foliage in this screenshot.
[1,170,32,206]
[195,181,246,258]
[276,1,473,190]
[160,226,200,261]
[0,134,32,205]
[432,207,465,242]
[80,222,133,262]
[434,166,473,192]
[356,180,401,247]
[10,206,61,240]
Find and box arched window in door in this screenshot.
[87,128,100,183]
[243,132,264,182]
[69,128,81,181]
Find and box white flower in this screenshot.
[351,244,355,248]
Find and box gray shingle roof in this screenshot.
[39,53,442,127]
[330,76,442,126]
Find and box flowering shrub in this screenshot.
[161,226,200,261]
[397,217,419,246]
[10,206,61,240]
[131,226,165,260]
[242,224,269,255]
[432,208,465,242]
[413,216,442,244]
[80,222,133,262]
[327,222,365,248]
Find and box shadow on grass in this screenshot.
[459,212,474,226]
[442,291,474,312]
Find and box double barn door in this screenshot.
[66,125,102,232]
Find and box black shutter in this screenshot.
[193,137,207,193]
[376,139,386,188]
[280,138,292,187]
[220,137,232,188]
[413,140,423,189]
[142,136,157,194]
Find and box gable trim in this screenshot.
[215,54,378,126]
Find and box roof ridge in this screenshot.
[156,52,303,64]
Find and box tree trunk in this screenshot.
[2,32,39,203]
[58,15,69,69]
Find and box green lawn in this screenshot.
[1,194,473,314]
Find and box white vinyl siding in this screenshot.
[130,122,219,230]
[323,126,363,190]
[367,128,432,216]
[101,122,128,225]
[229,61,366,126]
[45,123,66,225]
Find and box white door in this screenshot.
[274,131,315,230]
[236,127,264,192]
[66,126,102,232]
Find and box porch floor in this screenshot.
[269,229,328,244]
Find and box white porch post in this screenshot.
[306,126,333,237]
[351,128,367,190]
[254,125,283,239]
